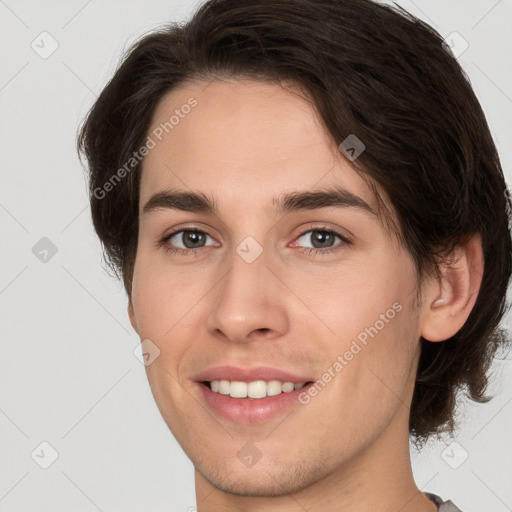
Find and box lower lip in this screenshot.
[196,382,313,424]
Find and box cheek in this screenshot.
[131,253,205,339]
[302,310,419,450]
[130,252,226,394]
[289,255,411,342]
[295,254,420,408]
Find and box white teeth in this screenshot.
[281,382,294,393]
[267,380,283,396]
[229,381,247,398]
[208,379,307,399]
[247,380,267,399]
[218,380,230,395]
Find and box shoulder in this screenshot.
[426,492,464,512]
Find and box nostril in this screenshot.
[254,328,270,334]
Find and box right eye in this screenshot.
[160,229,217,255]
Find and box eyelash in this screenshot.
[158,225,352,257]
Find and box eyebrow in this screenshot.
[142,186,376,217]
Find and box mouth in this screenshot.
[203,379,309,399]
[193,366,315,424]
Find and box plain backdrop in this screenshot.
[0,1,511,511]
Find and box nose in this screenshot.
[205,245,289,344]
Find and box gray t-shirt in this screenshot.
[427,493,463,511]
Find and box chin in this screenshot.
[193,452,328,498]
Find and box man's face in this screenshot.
[129,79,425,496]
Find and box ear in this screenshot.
[128,300,139,334]
[420,233,484,342]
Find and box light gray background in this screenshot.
[0,1,511,511]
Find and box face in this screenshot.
[129,78,425,497]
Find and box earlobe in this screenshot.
[421,233,484,342]
[128,300,139,333]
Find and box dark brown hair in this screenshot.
[77,0,512,443]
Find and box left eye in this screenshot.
[294,229,347,250]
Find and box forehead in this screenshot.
[140,78,377,214]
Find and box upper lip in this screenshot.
[193,365,313,384]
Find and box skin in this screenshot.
[128,78,483,512]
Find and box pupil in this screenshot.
[312,231,333,248]
[184,231,204,248]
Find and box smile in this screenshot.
[208,379,306,399]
